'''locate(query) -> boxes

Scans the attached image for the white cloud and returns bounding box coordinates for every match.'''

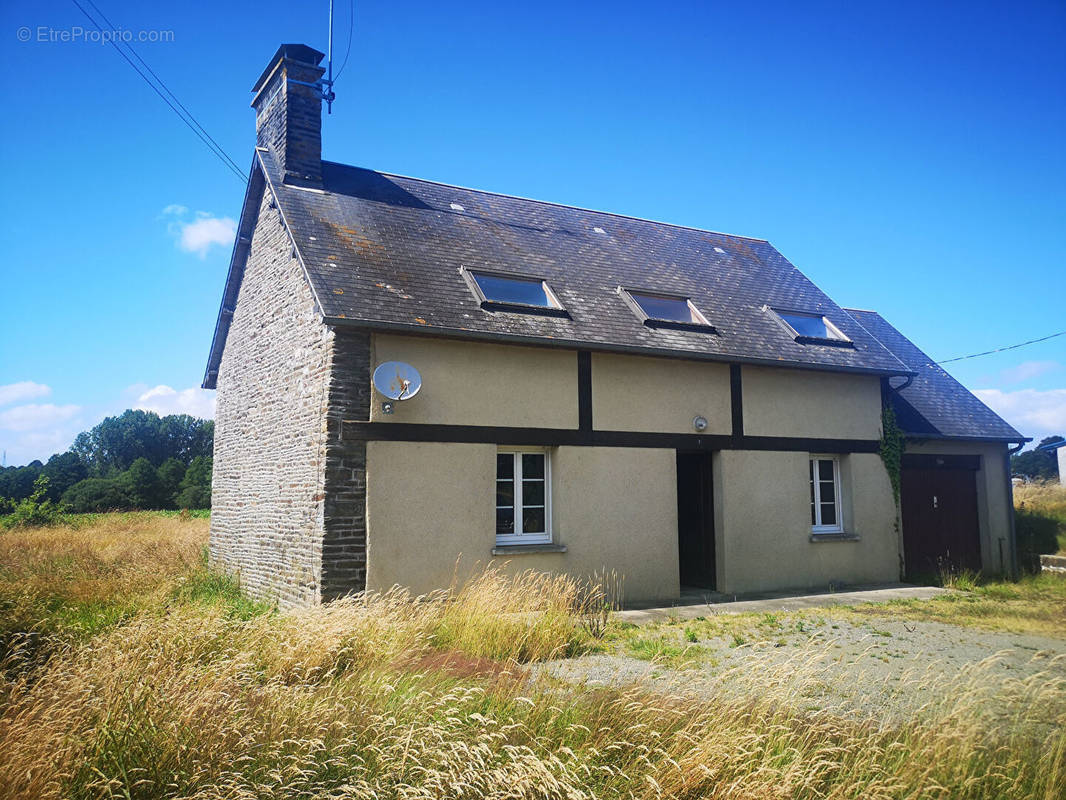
[0,393,82,465]
[0,403,81,433]
[133,385,215,419]
[1,430,77,466]
[993,360,1061,385]
[974,388,1066,442]
[162,206,237,258]
[179,216,237,257]
[0,381,51,407]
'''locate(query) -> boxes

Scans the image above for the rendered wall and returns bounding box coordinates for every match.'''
[365,442,680,603]
[713,450,899,593]
[904,439,1012,574]
[370,334,579,428]
[741,367,882,439]
[590,353,732,434]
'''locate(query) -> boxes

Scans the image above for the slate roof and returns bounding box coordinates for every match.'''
[846,309,1026,442]
[205,148,916,389]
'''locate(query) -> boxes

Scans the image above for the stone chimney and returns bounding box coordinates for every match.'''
[251,44,326,186]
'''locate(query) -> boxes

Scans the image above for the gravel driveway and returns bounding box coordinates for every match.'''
[538,617,1066,723]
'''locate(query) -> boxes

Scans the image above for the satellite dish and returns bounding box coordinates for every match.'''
[372,361,422,402]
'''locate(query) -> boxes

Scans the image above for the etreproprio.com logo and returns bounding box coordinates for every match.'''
[16,25,175,44]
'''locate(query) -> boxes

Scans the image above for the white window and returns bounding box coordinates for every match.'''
[496,450,551,545]
[809,456,843,533]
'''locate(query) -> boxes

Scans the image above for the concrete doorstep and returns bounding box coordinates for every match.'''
[616,583,951,625]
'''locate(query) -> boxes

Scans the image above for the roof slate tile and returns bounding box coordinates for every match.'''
[846,309,1025,441]
[260,150,910,375]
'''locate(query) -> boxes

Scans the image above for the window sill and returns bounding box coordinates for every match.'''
[810,532,861,543]
[492,543,568,556]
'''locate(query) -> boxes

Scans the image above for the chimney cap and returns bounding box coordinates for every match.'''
[252,44,326,93]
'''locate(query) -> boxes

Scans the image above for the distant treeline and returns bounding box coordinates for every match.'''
[1011,436,1063,482]
[0,410,213,512]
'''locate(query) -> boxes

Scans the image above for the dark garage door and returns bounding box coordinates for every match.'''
[901,455,981,578]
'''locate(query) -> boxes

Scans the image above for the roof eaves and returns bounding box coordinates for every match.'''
[202,155,266,390]
[906,432,1032,444]
[203,148,328,390]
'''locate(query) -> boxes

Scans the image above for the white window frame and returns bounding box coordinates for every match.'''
[495,448,552,545]
[810,455,843,534]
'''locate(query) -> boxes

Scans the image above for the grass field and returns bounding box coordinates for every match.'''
[1015,480,1066,554]
[1,515,1064,799]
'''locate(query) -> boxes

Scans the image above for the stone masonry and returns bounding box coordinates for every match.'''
[251,45,325,186]
[210,185,369,607]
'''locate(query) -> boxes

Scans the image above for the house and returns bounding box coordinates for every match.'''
[204,44,1028,607]
[1036,439,1066,486]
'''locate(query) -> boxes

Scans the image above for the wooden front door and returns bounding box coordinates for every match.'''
[901,460,981,578]
[676,452,716,589]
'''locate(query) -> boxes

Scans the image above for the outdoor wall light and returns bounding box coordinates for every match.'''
[693,415,708,432]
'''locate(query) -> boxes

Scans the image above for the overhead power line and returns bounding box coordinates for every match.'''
[332,0,355,83]
[69,0,247,184]
[937,329,1066,365]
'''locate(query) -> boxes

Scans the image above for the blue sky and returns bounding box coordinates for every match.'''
[0,0,1063,466]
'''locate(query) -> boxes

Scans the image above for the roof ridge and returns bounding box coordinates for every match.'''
[319,159,770,243]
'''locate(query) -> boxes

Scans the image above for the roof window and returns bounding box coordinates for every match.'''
[462,268,568,317]
[620,288,716,332]
[771,308,852,346]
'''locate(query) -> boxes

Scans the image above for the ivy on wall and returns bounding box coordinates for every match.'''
[879,405,905,503]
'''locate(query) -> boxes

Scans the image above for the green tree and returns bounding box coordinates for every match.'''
[71,410,214,475]
[61,478,135,513]
[157,458,187,506]
[41,451,88,501]
[123,458,166,509]
[0,462,43,502]
[175,455,212,509]
[1011,435,1063,481]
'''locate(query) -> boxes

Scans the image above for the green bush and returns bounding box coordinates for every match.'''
[1015,507,1062,573]
[175,455,211,509]
[1,476,67,529]
[61,478,135,513]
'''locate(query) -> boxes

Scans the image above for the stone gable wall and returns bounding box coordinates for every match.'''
[210,186,369,607]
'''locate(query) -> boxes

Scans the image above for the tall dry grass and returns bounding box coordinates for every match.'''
[1,566,1063,798]
[1016,481,1066,554]
[1015,480,1066,516]
[0,513,209,653]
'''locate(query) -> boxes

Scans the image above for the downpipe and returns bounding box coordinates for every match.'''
[1005,441,1026,579]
